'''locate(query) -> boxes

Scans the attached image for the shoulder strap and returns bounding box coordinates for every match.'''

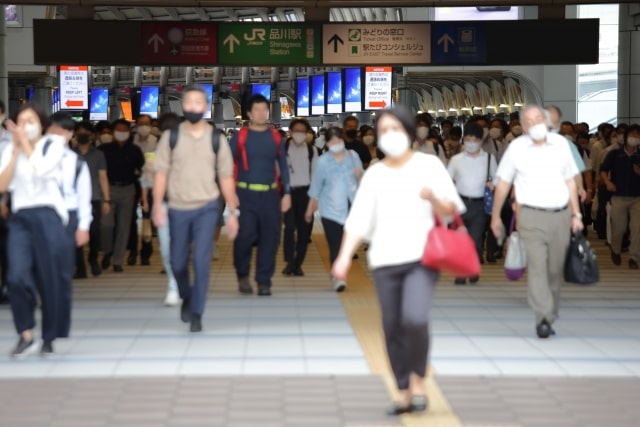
[43,138,53,156]
[270,129,282,157]
[433,141,439,155]
[486,153,492,181]
[307,143,314,176]
[169,127,178,151]
[74,157,86,190]
[236,127,250,172]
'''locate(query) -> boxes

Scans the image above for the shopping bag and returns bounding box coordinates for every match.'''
[504,214,527,281]
[564,232,600,285]
[422,213,481,277]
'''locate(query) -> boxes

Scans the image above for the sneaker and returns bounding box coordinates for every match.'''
[257,285,272,296]
[332,278,346,293]
[10,337,36,359]
[238,276,253,295]
[190,314,202,333]
[164,290,180,307]
[180,298,191,323]
[40,341,54,356]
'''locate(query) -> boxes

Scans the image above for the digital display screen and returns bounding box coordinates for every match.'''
[296,78,309,117]
[89,88,109,121]
[52,88,58,113]
[434,6,520,21]
[343,68,362,112]
[325,71,342,114]
[139,86,159,119]
[199,84,214,119]
[251,83,271,102]
[310,74,325,115]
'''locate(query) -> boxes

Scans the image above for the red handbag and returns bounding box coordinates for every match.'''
[421,213,481,277]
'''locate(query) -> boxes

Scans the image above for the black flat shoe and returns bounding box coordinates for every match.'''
[411,395,428,412]
[536,319,552,339]
[282,264,294,276]
[127,253,137,266]
[181,298,191,323]
[386,402,412,416]
[101,254,112,270]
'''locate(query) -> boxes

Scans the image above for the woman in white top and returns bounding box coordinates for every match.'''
[412,113,447,165]
[332,107,465,415]
[0,104,69,358]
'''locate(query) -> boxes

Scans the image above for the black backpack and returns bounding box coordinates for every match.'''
[43,139,86,190]
[170,126,221,161]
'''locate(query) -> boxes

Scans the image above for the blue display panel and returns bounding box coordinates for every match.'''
[90,87,109,121]
[139,86,159,119]
[343,68,362,113]
[325,71,342,114]
[251,83,271,102]
[310,74,325,115]
[199,84,214,119]
[296,78,309,117]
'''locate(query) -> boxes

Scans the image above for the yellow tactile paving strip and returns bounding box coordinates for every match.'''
[313,237,464,427]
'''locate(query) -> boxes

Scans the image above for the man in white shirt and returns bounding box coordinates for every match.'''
[47,112,92,339]
[282,119,318,276]
[491,105,583,339]
[448,122,497,285]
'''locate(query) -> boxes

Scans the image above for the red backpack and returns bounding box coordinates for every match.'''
[234,127,283,193]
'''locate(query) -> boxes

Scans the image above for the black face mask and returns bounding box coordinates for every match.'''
[345,129,358,139]
[76,134,91,144]
[183,111,204,124]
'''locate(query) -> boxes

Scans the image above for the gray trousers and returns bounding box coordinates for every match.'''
[518,206,571,325]
[610,196,640,261]
[101,184,135,266]
[372,262,438,390]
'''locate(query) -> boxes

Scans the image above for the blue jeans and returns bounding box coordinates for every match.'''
[157,203,177,293]
[168,200,218,316]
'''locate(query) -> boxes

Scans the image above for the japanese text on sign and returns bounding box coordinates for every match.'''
[364,66,392,110]
[59,65,88,110]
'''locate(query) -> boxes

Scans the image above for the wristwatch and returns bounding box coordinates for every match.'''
[572,212,583,219]
[229,208,240,217]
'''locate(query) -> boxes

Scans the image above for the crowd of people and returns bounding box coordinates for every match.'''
[0,91,638,415]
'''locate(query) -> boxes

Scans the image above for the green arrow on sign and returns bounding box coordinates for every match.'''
[224,33,240,54]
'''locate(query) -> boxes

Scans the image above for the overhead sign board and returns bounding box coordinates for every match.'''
[59,65,88,110]
[364,66,392,110]
[142,22,217,65]
[218,23,322,66]
[431,22,486,64]
[323,23,431,65]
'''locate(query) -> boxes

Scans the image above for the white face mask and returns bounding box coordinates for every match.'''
[291,132,306,145]
[114,131,130,142]
[511,125,523,136]
[416,126,429,140]
[329,142,345,153]
[25,123,42,141]
[464,141,481,153]
[362,135,375,146]
[527,123,548,141]
[379,131,410,158]
[100,134,113,144]
[489,128,502,140]
[627,137,640,147]
[137,125,151,137]
[315,135,326,149]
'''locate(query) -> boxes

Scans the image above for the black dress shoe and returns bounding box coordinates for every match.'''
[181,298,191,323]
[293,266,304,276]
[469,276,479,284]
[101,254,112,270]
[190,314,202,333]
[141,257,150,266]
[90,261,102,277]
[127,253,137,266]
[282,264,294,276]
[611,250,622,266]
[386,402,412,416]
[536,320,552,339]
[40,341,54,356]
[257,285,272,296]
[454,278,466,285]
[411,395,428,412]
[113,265,123,273]
[486,255,497,264]
[238,276,253,295]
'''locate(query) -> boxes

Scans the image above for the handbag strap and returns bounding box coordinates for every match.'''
[486,153,492,182]
[434,211,465,229]
[509,213,516,234]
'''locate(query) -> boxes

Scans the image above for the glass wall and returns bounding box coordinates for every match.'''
[577,4,619,129]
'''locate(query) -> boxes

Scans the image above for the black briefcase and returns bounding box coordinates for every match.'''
[564,232,600,285]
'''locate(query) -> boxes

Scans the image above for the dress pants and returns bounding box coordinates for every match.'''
[101,184,135,266]
[460,198,487,269]
[283,186,311,267]
[169,200,218,316]
[610,196,640,261]
[7,208,67,342]
[233,189,281,287]
[76,200,101,276]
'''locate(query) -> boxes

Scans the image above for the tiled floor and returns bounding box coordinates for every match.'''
[0,232,639,426]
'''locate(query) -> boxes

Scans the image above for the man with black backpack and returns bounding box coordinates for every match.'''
[282,118,317,277]
[152,86,239,333]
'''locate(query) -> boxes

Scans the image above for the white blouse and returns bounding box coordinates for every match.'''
[345,152,465,269]
[0,135,68,225]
